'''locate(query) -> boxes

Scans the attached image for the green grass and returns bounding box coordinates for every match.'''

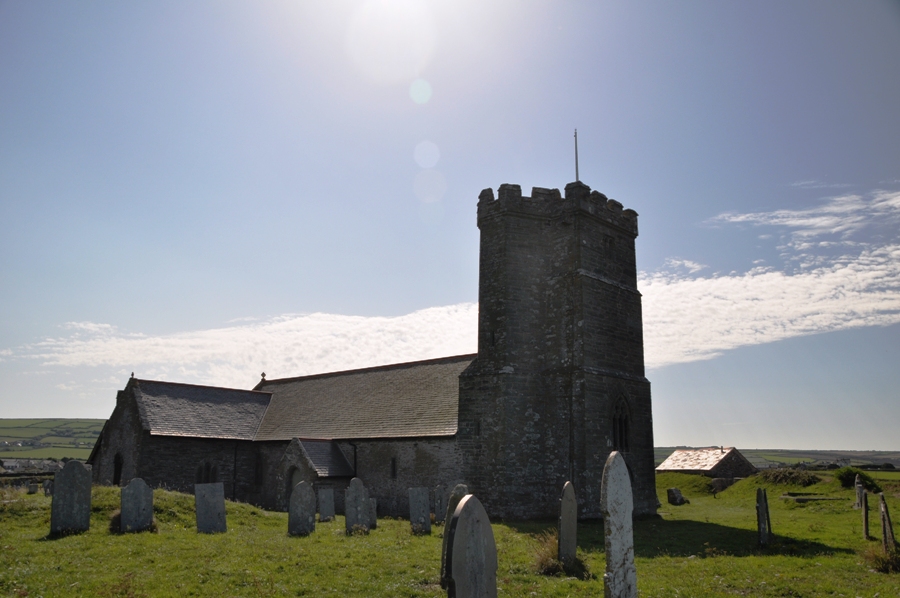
[1,472,899,596]
[0,447,94,460]
[0,419,104,462]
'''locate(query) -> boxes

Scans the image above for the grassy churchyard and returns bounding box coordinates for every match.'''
[1,470,898,597]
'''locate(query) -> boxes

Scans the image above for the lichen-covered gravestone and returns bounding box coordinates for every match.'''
[756,487,771,546]
[434,484,446,524]
[440,483,469,589]
[50,461,92,536]
[445,494,497,598]
[600,451,636,598]
[862,491,870,539]
[369,497,378,530]
[318,487,335,522]
[667,488,689,506]
[120,478,154,533]
[854,474,864,509]
[344,477,369,534]
[409,487,431,534]
[195,482,227,534]
[289,481,316,536]
[558,481,577,566]
[881,493,896,552]
[42,479,53,497]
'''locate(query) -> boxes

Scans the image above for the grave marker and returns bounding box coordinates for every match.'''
[369,497,378,530]
[854,474,864,509]
[345,477,369,534]
[558,481,577,566]
[862,490,869,539]
[409,487,431,534]
[434,484,447,524]
[42,480,53,496]
[445,494,497,598]
[318,487,335,522]
[120,478,154,533]
[440,483,469,589]
[50,461,92,536]
[756,487,772,546]
[881,493,896,553]
[289,481,316,536]
[195,482,227,534]
[600,451,636,598]
[667,488,689,506]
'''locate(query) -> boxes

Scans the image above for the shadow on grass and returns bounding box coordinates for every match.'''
[504,518,854,558]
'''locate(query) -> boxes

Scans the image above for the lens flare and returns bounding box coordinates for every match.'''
[409,78,433,104]
[414,140,440,168]
[413,169,447,203]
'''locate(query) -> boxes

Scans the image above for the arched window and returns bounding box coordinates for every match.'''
[113,453,123,486]
[613,401,629,452]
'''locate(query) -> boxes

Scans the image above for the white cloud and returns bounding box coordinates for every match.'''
[790,180,853,190]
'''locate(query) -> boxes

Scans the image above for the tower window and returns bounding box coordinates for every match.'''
[613,402,629,452]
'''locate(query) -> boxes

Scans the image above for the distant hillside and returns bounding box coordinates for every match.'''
[0,419,105,461]
[655,446,900,469]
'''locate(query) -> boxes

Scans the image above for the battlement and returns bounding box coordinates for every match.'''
[477,181,638,236]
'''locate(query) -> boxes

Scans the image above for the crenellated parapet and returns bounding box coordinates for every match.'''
[477,181,639,237]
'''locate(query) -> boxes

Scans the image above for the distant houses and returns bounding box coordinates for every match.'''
[656,447,758,479]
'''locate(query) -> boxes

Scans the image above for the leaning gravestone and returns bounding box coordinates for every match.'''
[195,482,227,534]
[120,478,154,533]
[558,481,577,566]
[318,487,335,522]
[881,493,896,552]
[369,497,378,530]
[854,475,864,509]
[440,483,470,589]
[434,484,447,524]
[756,487,772,546]
[289,481,316,536]
[600,451,636,598]
[344,477,369,534]
[409,487,431,534]
[667,488,689,506]
[50,461,92,536]
[445,494,497,598]
[862,491,869,539]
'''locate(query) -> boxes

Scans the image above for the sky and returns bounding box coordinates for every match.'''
[1,1,899,450]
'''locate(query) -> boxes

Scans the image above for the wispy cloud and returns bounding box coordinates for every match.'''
[790,180,853,190]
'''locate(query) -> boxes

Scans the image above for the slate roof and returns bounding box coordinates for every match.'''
[253,354,475,441]
[299,440,355,477]
[656,447,740,472]
[133,380,272,440]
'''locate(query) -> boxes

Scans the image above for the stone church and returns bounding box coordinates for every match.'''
[88,181,657,520]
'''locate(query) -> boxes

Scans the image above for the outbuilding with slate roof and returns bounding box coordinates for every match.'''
[656,447,758,479]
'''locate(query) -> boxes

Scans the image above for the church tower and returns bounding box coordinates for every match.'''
[458,181,656,519]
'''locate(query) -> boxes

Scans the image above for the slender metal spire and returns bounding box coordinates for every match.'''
[574,129,580,182]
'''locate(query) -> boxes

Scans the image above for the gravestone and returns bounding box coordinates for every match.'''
[409,487,431,534]
[344,477,369,534]
[756,487,772,546]
[195,482,226,534]
[558,481,577,566]
[862,491,869,539]
[445,494,497,598]
[881,493,896,552]
[600,451,637,598]
[440,483,470,589]
[50,461,92,535]
[854,475,864,509]
[42,480,53,496]
[667,488,689,506]
[120,478,154,533]
[434,484,447,524]
[289,481,316,536]
[27,483,38,494]
[318,487,335,522]
[369,498,378,530]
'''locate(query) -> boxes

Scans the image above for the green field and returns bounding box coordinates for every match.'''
[0,419,104,461]
[0,469,897,596]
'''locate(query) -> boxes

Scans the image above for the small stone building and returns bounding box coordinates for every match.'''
[89,180,658,520]
[656,447,758,479]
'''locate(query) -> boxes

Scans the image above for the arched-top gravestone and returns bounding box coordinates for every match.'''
[318,487,335,522]
[345,477,369,534]
[558,481,577,566]
[120,478,154,533]
[445,494,497,598]
[50,461,92,535]
[440,483,469,589]
[601,451,636,598]
[195,482,227,534]
[289,481,316,536]
[409,487,431,534]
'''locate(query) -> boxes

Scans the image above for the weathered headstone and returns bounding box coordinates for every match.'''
[881,493,896,552]
[409,487,431,534]
[558,481,577,566]
[120,478,154,533]
[27,483,38,494]
[854,475,864,509]
[369,497,378,530]
[862,490,869,539]
[445,494,497,598]
[288,481,316,536]
[600,451,636,598]
[42,479,53,496]
[756,487,772,546]
[434,484,447,524]
[344,477,369,534]
[318,487,335,522]
[195,482,226,534]
[667,488,689,506]
[50,461,92,536]
[440,483,469,589]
